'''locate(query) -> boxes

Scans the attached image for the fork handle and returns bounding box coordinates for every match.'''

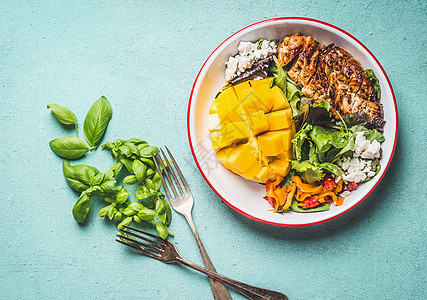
[185,214,233,300]
[176,255,288,300]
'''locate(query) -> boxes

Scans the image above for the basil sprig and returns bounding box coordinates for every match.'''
[83,96,112,148]
[62,138,172,239]
[48,98,171,239]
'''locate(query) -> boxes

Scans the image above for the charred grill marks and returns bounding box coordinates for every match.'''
[277,33,384,129]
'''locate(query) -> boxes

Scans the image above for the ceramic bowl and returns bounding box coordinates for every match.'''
[187,17,397,226]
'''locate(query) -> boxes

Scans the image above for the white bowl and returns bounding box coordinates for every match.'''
[187,17,398,226]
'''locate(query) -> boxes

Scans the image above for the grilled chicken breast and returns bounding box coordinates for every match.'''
[277,33,384,128]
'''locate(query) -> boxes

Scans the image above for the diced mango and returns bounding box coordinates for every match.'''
[210,87,233,114]
[266,108,292,130]
[207,113,221,132]
[241,162,263,180]
[270,86,290,111]
[247,110,268,136]
[208,77,295,183]
[233,81,251,98]
[277,147,293,161]
[210,131,224,151]
[249,78,273,89]
[253,166,270,182]
[221,121,250,147]
[279,129,293,150]
[269,159,291,177]
[258,131,287,157]
[250,85,274,112]
[224,144,256,173]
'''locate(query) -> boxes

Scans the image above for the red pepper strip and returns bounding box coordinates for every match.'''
[344,181,358,191]
[323,178,337,191]
[263,196,276,206]
[301,197,320,209]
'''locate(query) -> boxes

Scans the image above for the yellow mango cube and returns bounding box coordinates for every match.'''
[224,144,257,173]
[221,121,250,147]
[247,110,268,136]
[249,78,273,89]
[257,131,287,157]
[269,159,291,177]
[266,108,293,130]
[250,85,274,112]
[277,147,293,161]
[210,131,224,151]
[253,166,270,183]
[241,162,263,180]
[270,86,290,111]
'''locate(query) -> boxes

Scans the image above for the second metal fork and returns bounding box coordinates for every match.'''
[152,146,232,300]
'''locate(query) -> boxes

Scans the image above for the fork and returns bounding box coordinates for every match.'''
[117,225,289,300]
[151,146,232,300]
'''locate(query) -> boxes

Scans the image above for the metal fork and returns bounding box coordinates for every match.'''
[117,225,288,300]
[151,146,232,300]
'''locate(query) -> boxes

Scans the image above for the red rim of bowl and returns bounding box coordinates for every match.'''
[187,17,398,227]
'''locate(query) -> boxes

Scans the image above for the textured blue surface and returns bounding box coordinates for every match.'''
[0,1,426,299]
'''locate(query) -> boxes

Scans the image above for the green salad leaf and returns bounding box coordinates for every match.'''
[290,200,331,213]
[270,56,287,92]
[365,69,381,99]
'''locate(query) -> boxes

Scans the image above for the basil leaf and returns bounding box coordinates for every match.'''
[118,145,132,157]
[133,160,147,184]
[47,103,77,125]
[140,157,155,169]
[123,175,137,185]
[135,185,151,200]
[164,200,172,225]
[72,191,91,223]
[124,142,139,156]
[126,138,148,146]
[113,212,122,222]
[119,156,133,173]
[92,172,105,186]
[83,96,113,148]
[139,146,159,158]
[62,161,90,192]
[98,205,111,219]
[115,189,129,204]
[117,216,133,230]
[155,199,166,214]
[137,208,158,221]
[72,164,100,186]
[155,222,168,240]
[152,172,162,191]
[49,137,89,159]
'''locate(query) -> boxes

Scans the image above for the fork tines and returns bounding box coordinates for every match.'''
[116,225,163,259]
[152,146,191,199]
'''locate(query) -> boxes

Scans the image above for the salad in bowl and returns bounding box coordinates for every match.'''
[188,18,397,226]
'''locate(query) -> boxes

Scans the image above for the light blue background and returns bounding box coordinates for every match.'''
[1,1,426,299]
